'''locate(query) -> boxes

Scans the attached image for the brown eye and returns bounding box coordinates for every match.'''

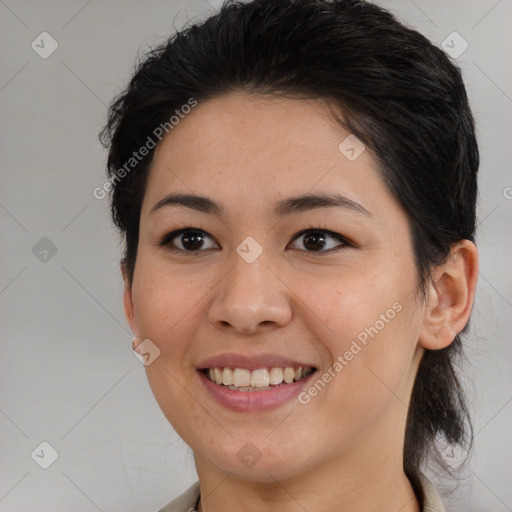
[159,229,219,252]
[289,229,350,253]
[158,227,350,254]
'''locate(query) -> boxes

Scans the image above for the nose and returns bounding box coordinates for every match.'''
[208,251,293,335]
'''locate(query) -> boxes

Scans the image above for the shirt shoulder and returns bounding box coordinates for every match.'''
[157,482,200,512]
[419,472,446,512]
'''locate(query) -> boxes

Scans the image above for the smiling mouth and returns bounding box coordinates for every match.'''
[201,366,316,391]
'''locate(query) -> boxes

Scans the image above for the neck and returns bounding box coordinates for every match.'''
[194,432,420,512]
[196,466,419,512]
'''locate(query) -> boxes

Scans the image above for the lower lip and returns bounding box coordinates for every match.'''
[198,370,317,412]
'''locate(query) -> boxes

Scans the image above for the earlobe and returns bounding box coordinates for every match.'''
[121,260,139,339]
[419,240,479,351]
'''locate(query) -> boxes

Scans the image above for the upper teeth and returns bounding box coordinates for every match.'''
[207,367,314,388]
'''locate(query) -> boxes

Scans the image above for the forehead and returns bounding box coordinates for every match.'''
[141,91,398,223]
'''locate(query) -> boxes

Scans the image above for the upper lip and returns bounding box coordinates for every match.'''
[197,353,317,371]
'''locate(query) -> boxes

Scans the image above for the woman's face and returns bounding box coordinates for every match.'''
[124,92,427,482]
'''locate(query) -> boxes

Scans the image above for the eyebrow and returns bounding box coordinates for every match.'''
[150,192,371,218]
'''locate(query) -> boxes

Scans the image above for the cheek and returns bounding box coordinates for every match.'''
[131,256,212,355]
[290,261,406,345]
[293,264,421,405]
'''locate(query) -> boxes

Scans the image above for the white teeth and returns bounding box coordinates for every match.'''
[269,367,284,385]
[222,368,234,386]
[206,366,314,388]
[283,367,295,384]
[251,368,270,387]
[233,368,251,387]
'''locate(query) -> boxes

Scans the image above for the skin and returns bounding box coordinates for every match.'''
[122,91,479,512]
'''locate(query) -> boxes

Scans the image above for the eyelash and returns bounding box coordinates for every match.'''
[156,225,353,255]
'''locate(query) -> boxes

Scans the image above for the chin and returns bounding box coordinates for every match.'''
[198,441,315,483]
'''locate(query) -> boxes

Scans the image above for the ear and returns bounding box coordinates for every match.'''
[419,240,479,350]
[121,260,140,348]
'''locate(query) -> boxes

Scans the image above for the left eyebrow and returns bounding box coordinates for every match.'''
[149,192,372,218]
[274,192,372,218]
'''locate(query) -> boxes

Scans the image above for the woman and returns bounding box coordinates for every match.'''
[100,0,479,510]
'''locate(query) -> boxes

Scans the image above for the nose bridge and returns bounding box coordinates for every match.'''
[208,246,292,333]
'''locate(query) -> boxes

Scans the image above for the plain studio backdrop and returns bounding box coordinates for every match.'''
[0,0,511,510]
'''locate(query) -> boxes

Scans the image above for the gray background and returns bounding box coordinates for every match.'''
[0,0,511,510]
